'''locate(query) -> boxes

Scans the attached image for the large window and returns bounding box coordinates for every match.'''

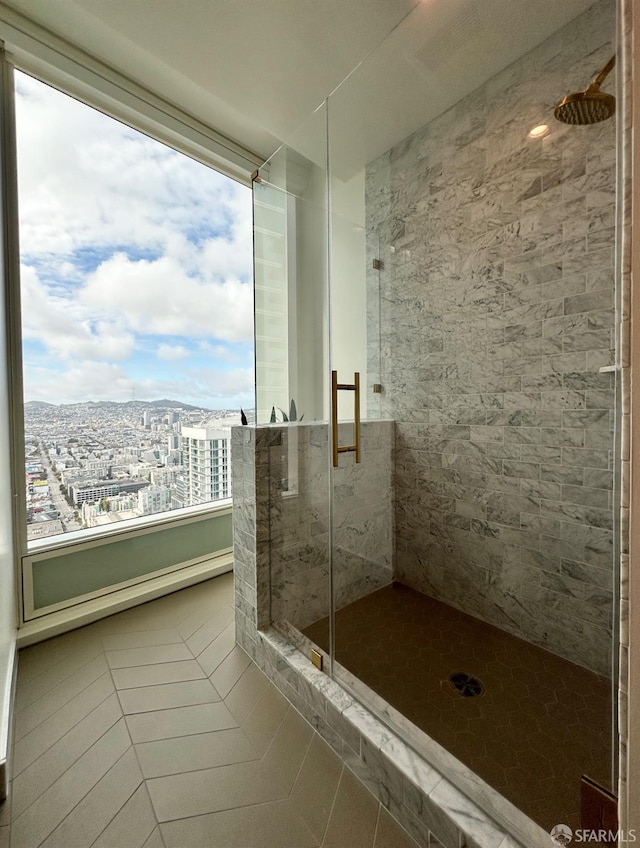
[15,72,253,543]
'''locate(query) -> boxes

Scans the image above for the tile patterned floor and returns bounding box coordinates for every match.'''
[304,582,612,832]
[0,574,422,848]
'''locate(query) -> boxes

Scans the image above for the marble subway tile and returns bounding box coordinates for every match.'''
[367,1,615,674]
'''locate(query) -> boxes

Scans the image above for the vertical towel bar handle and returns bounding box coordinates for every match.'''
[331,370,361,467]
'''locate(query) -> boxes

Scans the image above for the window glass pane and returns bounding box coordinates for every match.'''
[15,72,253,542]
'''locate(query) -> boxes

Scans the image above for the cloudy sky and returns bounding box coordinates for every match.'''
[15,71,254,408]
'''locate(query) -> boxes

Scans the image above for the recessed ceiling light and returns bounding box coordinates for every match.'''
[528,124,549,139]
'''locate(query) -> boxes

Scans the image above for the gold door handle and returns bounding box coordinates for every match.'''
[331,371,361,467]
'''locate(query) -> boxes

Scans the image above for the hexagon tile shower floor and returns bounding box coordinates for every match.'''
[304,582,611,831]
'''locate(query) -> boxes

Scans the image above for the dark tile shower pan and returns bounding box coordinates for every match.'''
[303,582,611,831]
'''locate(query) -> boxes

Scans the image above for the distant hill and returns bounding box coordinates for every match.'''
[84,399,206,411]
[23,401,56,410]
[143,399,197,409]
[25,399,212,412]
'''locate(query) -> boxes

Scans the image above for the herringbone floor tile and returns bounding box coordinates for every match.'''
[1,573,421,848]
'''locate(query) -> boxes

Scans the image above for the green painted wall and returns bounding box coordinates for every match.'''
[32,511,232,609]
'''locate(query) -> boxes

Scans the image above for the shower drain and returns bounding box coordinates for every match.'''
[447,671,485,698]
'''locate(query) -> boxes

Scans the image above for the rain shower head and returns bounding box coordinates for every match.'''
[554,55,616,125]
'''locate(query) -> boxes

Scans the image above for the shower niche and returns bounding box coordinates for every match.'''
[234,1,620,845]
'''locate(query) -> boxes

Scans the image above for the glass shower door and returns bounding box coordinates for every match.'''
[323,208,395,672]
[252,107,334,657]
[251,102,391,673]
[322,0,618,833]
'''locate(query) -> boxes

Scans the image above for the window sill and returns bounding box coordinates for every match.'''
[27,498,232,556]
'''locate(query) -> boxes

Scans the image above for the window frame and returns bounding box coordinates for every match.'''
[0,16,261,624]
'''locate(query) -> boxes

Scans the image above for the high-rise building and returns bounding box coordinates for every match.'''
[180,427,230,506]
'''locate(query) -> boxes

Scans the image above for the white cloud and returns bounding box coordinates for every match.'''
[23,360,254,407]
[128,366,254,409]
[187,366,255,398]
[81,253,253,342]
[15,73,252,264]
[197,341,244,363]
[23,361,134,404]
[157,343,190,361]
[21,264,135,361]
[14,72,254,404]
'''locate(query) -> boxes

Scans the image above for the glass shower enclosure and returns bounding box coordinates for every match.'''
[252,0,619,836]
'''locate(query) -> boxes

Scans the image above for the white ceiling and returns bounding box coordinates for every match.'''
[0,0,602,170]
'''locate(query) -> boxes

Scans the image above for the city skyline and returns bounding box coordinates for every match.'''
[15,71,255,410]
[25,399,238,539]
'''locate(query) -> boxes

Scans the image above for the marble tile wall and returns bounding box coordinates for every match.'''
[266,424,331,630]
[366,0,617,675]
[231,426,271,636]
[332,421,395,609]
[232,421,394,633]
